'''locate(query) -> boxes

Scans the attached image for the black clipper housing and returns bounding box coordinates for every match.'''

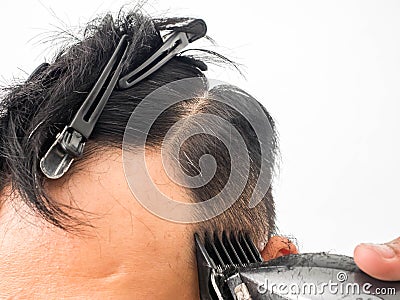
[195,232,400,300]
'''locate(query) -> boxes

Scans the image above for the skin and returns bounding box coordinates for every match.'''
[0,147,297,299]
[0,148,198,299]
[354,238,400,281]
[1,144,390,299]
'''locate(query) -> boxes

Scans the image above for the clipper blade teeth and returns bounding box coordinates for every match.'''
[197,231,262,269]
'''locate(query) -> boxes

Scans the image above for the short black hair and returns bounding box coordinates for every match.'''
[0,7,278,245]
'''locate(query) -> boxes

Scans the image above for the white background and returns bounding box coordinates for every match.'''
[1,1,399,256]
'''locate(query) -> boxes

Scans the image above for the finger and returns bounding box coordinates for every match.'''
[354,237,400,281]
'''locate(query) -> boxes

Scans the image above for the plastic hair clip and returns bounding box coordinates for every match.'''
[118,18,206,89]
[40,35,130,179]
[40,18,207,179]
[27,62,50,82]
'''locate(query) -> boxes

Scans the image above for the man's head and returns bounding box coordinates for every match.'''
[0,8,292,299]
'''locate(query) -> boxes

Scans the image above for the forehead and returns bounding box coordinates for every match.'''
[0,147,195,296]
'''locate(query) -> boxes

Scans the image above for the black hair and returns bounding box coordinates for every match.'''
[0,7,278,245]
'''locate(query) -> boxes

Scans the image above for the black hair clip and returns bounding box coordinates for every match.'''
[40,35,130,179]
[118,18,206,89]
[40,19,207,179]
[27,62,50,82]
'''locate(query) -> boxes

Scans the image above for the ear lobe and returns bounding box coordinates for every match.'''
[260,236,298,261]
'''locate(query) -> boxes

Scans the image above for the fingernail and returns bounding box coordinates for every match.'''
[363,243,396,259]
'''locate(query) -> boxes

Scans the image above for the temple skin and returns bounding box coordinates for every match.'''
[0,148,199,299]
[0,147,297,299]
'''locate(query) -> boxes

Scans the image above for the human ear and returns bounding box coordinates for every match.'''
[260,236,298,261]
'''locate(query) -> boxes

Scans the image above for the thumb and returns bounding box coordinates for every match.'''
[354,237,400,281]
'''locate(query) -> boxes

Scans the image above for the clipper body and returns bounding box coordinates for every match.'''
[195,232,400,300]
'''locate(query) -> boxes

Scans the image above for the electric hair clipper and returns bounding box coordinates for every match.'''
[195,232,400,299]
